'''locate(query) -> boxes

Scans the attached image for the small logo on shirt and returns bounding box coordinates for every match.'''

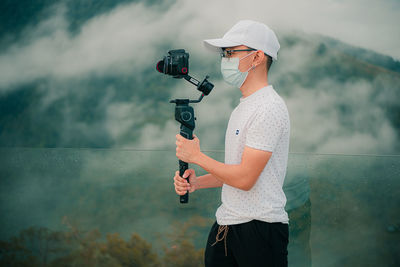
[235,129,240,135]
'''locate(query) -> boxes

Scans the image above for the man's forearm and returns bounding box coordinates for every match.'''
[176,135,271,191]
[194,152,249,191]
[196,173,223,190]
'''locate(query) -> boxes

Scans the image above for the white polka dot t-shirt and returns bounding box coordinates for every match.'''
[216,85,290,225]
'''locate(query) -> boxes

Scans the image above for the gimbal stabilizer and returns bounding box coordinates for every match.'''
[156,48,214,203]
[170,75,213,203]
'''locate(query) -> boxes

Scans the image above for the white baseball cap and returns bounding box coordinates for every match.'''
[203,20,280,61]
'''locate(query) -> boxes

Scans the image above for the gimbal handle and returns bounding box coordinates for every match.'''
[179,126,193,204]
[170,100,195,204]
[170,74,213,204]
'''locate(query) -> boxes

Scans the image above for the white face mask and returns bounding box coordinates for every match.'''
[220,51,255,88]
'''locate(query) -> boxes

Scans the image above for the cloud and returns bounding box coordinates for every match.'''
[0,1,196,90]
[1,0,399,90]
[286,79,398,154]
[0,0,398,155]
[202,0,400,60]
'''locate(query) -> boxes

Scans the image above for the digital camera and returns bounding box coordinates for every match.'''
[156,49,189,78]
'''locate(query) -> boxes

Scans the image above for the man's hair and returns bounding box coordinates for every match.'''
[246,47,273,73]
[265,54,273,73]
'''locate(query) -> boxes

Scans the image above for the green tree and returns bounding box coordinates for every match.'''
[101,232,160,267]
[0,226,67,267]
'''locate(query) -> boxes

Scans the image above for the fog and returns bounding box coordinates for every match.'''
[0,0,399,155]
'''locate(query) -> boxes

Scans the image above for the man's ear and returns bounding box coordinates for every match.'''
[254,50,265,67]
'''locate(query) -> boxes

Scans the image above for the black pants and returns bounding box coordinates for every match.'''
[204,220,289,267]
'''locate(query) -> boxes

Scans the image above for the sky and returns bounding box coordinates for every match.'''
[0,0,399,154]
[1,0,399,89]
[227,0,400,59]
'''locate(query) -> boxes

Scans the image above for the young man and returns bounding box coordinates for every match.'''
[173,20,290,266]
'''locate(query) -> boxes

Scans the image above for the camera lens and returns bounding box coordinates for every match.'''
[156,60,165,73]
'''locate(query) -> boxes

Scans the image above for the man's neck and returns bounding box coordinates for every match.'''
[240,75,269,98]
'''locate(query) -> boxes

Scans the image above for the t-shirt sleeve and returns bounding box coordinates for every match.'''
[245,102,285,152]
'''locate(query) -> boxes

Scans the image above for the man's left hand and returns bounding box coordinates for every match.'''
[175,134,201,164]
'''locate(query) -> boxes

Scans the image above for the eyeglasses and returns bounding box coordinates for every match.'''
[220,48,257,58]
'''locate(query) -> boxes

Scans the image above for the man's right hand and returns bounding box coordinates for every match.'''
[173,169,197,195]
